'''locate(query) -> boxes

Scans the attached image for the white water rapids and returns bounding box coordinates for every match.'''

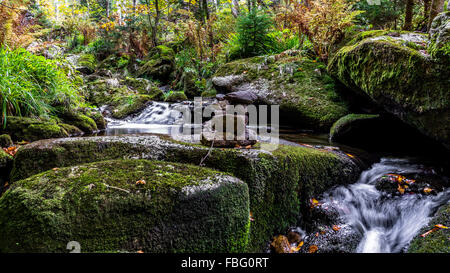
[321,158,449,253]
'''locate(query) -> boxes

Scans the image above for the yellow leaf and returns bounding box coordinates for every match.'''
[423,187,432,194]
[308,245,318,253]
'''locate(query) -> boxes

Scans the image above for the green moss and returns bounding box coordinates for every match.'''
[0,134,13,147]
[0,116,68,142]
[136,46,175,81]
[0,149,13,167]
[328,32,450,148]
[214,53,349,130]
[111,95,151,119]
[408,203,450,253]
[60,112,97,133]
[58,123,83,136]
[10,135,360,252]
[330,114,380,138]
[0,159,250,253]
[164,91,187,102]
[78,53,97,73]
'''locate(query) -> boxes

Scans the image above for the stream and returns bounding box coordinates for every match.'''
[99,101,449,253]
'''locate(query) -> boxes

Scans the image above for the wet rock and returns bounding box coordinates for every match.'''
[0,134,13,148]
[136,45,175,82]
[10,135,361,251]
[85,76,163,119]
[224,91,260,105]
[428,11,450,60]
[212,51,349,131]
[164,91,188,102]
[375,173,448,196]
[328,30,450,149]
[0,159,250,253]
[0,116,68,142]
[66,53,97,75]
[408,203,450,253]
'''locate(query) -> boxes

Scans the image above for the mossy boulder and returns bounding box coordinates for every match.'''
[82,109,107,130]
[59,111,98,133]
[85,77,163,119]
[111,94,152,119]
[164,91,188,102]
[137,45,175,82]
[0,159,250,253]
[328,31,450,149]
[10,135,361,251]
[0,149,13,169]
[182,70,202,98]
[428,11,450,61]
[66,53,97,75]
[212,51,350,131]
[0,116,69,142]
[0,134,13,147]
[408,203,450,253]
[57,123,84,136]
[330,114,380,140]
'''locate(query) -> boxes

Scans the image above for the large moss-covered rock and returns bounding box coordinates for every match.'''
[59,111,98,133]
[86,77,163,118]
[66,53,97,75]
[136,45,175,82]
[0,116,69,142]
[328,31,450,149]
[10,135,361,251]
[0,134,13,147]
[428,11,450,60]
[212,51,350,131]
[164,91,188,102]
[0,159,250,253]
[408,203,449,253]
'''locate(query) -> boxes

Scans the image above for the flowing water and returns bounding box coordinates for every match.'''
[103,102,184,136]
[100,102,449,253]
[321,158,449,253]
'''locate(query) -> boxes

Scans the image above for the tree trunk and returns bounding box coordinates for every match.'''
[402,0,414,30]
[231,0,240,18]
[427,0,445,30]
[423,0,431,18]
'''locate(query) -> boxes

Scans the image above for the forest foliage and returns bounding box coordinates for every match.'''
[0,0,447,123]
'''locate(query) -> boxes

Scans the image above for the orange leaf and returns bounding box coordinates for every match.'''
[290,241,304,252]
[136,180,146,185]
[397,185,405,194]
[435,224,448,229]
[332,225,341,231]
[308,245,318,253]
[423,187,432,194]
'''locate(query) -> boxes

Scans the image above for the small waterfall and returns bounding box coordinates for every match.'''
[104,102,184,135]
[322,158,449,253]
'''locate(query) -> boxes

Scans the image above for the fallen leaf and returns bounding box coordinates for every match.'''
[244,145,252,149]
[423,187,433,194]
[308,245,318,253]
[397,185,405,195]
[332,225,341,231]
[310,198,320,208]
[435,224,448,229]
[249,211,255,222]
[420,227,439,237]
[52,168,59,171]
[137,250,144,253]
[290,241,304,252]
[345,153,355,158]
[270,235,291,253]
[136,180,146,185]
